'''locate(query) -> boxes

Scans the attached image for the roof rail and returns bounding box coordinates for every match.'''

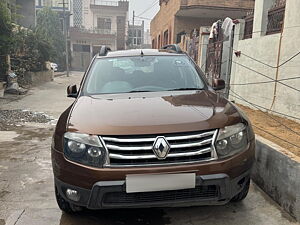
[99,46,111,56]
[161,44,183,54]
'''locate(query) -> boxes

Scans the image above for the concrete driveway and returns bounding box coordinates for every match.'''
[0,72,298,225]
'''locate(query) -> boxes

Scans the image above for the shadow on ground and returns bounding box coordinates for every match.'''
[59,208,171,225]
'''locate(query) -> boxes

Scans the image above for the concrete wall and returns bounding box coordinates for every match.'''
[230,0,300,120]
[252,136,300,221]
[0,82,5,98]
[24,70,54,86]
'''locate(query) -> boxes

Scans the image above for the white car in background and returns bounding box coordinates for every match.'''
[50,63,58,72]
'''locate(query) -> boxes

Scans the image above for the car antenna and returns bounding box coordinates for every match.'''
[140,50,144,57]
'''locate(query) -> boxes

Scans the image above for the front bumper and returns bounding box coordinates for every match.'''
[55,170,251,209]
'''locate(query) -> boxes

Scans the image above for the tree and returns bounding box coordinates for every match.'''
[35,7,65,68]
[0,1,14,77]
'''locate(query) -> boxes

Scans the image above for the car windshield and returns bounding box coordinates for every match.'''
[83,55,206,95]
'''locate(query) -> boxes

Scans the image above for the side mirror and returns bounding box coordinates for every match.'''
[212,79,225,91]
[67,85,78,98]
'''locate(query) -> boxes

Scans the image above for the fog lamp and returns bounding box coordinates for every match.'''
[66,189,80,202]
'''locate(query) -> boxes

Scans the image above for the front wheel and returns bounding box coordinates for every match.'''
[55,187,83,214]
[231,179,250,202]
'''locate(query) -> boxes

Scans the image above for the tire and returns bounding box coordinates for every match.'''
[231,179,250,202]
[55,187,83,214]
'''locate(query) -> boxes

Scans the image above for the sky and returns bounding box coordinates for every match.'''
[128,0,160,30]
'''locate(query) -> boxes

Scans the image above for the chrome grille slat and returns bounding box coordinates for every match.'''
[109,147,212,160]
[106,144,152,151]
[106,138,213,151]
[102,129,218,167]
[103,137,156,143]
[170,138,213,149]
[102,131,215,143]
[166,131,215,141]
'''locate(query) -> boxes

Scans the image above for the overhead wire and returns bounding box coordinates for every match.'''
[136,0,159,17]
[233,48,300,69]
[230,94,300,121]
[252,124,300,149]
[229,90,300,136]
[232,61,300,93]
[135,16,152,21]
[230,76,300,86]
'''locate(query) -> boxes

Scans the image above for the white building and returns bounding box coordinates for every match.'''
[69,0,129,70]
[127,21,144,49]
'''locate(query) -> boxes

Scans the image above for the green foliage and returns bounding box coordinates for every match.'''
[0,1,13,77]
[0,5,65,83]
[10,27,52,83]
[36,7,66,68]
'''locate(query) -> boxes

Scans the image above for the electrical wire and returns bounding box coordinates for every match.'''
[230,93,300,121]
[230,76,300,86]
[229,90,300,136]
[135,16,152,21]
[232,61,300,93]
[136,0,159,17]
[252,124,300,149]
[233,48,300,69]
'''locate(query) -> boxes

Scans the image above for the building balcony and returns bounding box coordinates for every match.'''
[70,27,117,35]
[177,0,254,19]
[90,0,129,10]
[180,0,254,9]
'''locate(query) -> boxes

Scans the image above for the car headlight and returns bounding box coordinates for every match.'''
[215,123,249,158]
[64,132,106,168]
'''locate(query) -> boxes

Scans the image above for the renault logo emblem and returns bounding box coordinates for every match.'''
[153,137,170,160]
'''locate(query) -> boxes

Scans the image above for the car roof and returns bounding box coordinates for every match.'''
[96,49,185,58]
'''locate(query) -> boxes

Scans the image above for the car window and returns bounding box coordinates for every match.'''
[84,56,205,95]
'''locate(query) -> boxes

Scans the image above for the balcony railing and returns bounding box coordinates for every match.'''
[266,5,285,35]
[70,27,116,35]
[243,11,254,39]
[273,0,286,7]
[90,0,119,6]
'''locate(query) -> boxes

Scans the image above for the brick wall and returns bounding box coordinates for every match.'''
[150,0,181,48]
[174,16,217,42]
[151,0,255,48]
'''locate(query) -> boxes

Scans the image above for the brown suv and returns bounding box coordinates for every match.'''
[51,47,255,213]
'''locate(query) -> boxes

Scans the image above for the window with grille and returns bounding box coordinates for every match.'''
[73,0,83,27]
[97,18,111,30]
[73,44,90,53]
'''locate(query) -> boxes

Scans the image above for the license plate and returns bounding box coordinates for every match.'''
[126,173,196,193]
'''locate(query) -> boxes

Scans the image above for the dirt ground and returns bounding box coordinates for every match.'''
[238,104,300,157]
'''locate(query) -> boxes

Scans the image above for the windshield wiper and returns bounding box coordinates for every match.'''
[167,88,204,91]
[128,90,153,93]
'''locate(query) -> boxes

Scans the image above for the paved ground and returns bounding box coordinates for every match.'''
[0,72,298,225]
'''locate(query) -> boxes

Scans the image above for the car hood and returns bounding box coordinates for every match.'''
[67,91,242,135]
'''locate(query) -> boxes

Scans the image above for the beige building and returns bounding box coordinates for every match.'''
[150,0,254,49]
[70,0,129,71]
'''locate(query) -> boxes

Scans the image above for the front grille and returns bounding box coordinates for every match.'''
[102,130,218,167]
[103,185,219,204]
